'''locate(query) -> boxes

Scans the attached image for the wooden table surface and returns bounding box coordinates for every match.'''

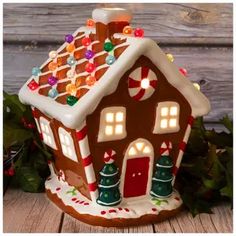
[3,3,233,233]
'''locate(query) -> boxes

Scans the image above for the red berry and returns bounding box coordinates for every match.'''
[82,37,91,47]
[27,123,36,129]
[8,168,15,176]
[134,28,144,38]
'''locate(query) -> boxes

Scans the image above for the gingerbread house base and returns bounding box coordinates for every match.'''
[45,169,183,227]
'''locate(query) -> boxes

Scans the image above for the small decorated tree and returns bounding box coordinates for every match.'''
[97,149,121,206]
[151,141,173,198]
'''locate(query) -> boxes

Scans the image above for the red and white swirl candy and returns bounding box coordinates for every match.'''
[128,67,157,101]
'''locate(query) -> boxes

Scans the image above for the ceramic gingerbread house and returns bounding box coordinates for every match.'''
[19,8,210,226]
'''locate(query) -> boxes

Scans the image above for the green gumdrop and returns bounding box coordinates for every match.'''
[104,42,114,52]
[67,95,78,106]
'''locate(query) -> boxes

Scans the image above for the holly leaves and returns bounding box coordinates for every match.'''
[3,92,51,192]
[178,116,233,216]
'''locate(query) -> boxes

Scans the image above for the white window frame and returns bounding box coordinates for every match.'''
[58,127,78,162]
[153,101,180,134]
[39,117,57,149]
[98,106,127,142]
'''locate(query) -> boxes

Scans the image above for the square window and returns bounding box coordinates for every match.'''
[115,124,123,134]
[160,119,168,129]
[105,125,113,135]
[116,112,124,122]
[161,107,169,117]
[169,118,177,127]
[106,113,114,122]
[170,106,178,116]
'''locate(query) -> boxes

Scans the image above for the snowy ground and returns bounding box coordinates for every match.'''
[45,172,182,219]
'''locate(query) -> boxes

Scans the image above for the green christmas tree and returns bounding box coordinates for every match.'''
[150,142,173,198]
[96,149,121,206]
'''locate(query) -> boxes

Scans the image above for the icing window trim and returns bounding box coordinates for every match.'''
[58,127,78,162]
[98,106,127,142]
[153,102,180,134]
[39,117,57,149]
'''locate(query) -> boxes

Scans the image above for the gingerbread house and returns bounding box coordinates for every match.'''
[19,8,210,226]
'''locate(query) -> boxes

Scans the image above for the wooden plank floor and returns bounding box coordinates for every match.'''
[3,3,233,233]
[3,187,232,233]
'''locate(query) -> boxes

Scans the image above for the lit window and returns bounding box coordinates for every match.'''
[98,107,127,142]
[58,127,78,162]
[127,138,153,157]
[153,102,180,134]
[39,117,57,149]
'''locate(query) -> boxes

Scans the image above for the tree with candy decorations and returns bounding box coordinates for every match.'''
[97,149,121,206]
[151,141,173,198]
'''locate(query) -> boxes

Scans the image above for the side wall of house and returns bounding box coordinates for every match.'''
[86,55,192,182]
[32,108,91,199]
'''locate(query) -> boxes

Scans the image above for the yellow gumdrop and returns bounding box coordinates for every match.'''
[166,53,174,62]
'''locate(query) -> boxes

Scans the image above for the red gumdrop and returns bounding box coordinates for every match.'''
[134,28,144,38]
[82,37,91,47]
[85,62,96,73]
[179,68,187,77]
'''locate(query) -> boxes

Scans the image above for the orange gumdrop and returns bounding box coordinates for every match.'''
[123,26,132,35]
[86,76,96,86]
[66,44,75,53]
[66,83,77,94]
[48,61,58,71]
[86,19,95,27]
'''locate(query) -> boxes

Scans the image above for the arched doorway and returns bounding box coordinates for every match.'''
[120,138,154,198]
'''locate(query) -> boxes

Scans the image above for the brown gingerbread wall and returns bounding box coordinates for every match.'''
[33,108,91,199]
[86,55,192,181]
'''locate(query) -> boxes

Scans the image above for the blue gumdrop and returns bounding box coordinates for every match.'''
[48,88,58,98]
[67,56,76,66]
[105,55,116,65]
[32,67,41,76]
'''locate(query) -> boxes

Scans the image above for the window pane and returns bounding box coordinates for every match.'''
[128,147,137,156]
[161,107,169,117]
[136,142,144,151]
[170,106,178,116]
[106,113,114,122]
[169,118,177,127]
[116,112,124,122]
[59,133,65,144]
[105,125,113,135]
[43,133,47,143]
[65,135,70,145]
[67,147,72,157]
[160,119,168,129]
[45,125,49,134]
[115,124,123,134]
[47,136,52,145]
[62,144,67,155]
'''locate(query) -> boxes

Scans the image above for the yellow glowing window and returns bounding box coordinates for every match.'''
[98,107,127,142]
[153,102,180,134]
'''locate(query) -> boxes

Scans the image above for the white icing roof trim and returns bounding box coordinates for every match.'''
[19,27,210,129]
[92,8,132,24]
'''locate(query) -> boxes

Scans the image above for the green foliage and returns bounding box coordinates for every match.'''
[3,92,51,192]
[178,115,233,216]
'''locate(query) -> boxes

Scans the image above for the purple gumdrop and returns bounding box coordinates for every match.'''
[48,76,58,86]
[85,50,95,60]
[65,34,74,43]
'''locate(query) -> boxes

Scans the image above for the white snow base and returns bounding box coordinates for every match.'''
[45,172,182,220]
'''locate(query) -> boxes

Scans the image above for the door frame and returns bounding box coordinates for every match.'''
[120,138,154,199]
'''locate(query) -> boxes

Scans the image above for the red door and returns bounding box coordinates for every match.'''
[123,157,150,198]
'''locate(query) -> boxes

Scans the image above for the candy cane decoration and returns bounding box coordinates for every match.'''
[76,122,98,202]
[172,115,195,184]
[160,141,172,156]
[128,67,157,101]
[104,149,117,164]
[58,169,66,182]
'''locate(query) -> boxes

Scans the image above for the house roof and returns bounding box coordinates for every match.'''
[19,26,210,129]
